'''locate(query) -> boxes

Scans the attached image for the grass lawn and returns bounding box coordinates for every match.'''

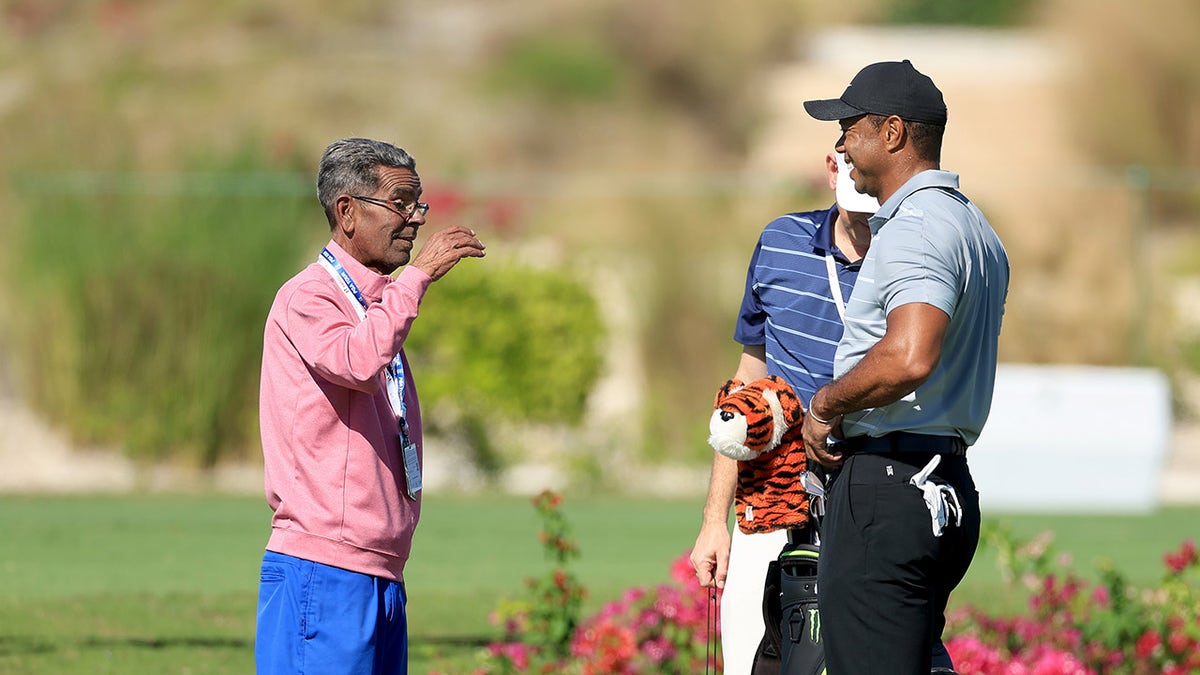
[0,494,1195,673]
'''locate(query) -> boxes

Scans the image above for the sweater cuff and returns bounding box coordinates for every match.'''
[396,264,433,298]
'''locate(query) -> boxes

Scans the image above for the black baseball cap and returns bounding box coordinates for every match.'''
[803,60,947,125]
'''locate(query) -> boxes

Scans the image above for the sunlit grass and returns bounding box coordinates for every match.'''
[0,494,1195,673]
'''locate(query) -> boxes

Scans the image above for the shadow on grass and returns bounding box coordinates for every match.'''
[0,633,487,657]
[418,636,490,647]
[0,634,253,657]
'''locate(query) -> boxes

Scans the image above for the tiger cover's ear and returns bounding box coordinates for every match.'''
[714,378,746,407]
[763,376,803,429]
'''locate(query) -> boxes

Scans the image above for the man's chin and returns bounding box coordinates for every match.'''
[391,253,412,273]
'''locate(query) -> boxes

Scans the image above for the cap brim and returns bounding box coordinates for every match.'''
[803,98,864,121]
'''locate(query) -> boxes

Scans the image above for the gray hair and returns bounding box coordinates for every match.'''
[317,138,417,227]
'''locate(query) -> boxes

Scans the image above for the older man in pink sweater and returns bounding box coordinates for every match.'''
[255,138,485,674]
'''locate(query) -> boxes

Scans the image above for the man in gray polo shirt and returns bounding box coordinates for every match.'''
[799,60,1010,674]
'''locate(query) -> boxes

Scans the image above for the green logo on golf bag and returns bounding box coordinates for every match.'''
[809,607,821,643]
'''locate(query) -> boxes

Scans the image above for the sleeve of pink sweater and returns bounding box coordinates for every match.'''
[285,266,432,391]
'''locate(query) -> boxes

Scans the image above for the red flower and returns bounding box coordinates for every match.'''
[422,184,468,220]
[532,489,563,510]
[1167,629,1192,655]
[1180,539,1197,563]
[1135,629,1162,658]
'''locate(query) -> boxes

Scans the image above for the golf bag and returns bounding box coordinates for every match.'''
[750,537,825,675]
[751,465,829,675]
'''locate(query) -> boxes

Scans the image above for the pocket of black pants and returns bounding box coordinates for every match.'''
[846,483,877,534]
[865,483,938,565]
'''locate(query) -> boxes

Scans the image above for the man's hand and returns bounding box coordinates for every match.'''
[690,521,731,589]
[410,226,485,280]
[802,391,845,469]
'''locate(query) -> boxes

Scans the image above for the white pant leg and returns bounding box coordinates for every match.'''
[720,528,789,675]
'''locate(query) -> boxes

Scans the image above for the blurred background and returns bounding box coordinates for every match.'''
[2,0,1199,503]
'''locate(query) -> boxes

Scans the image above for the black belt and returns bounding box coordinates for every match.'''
[842,431,967,457]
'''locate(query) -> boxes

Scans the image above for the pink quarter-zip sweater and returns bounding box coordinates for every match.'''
[259,239,432,582]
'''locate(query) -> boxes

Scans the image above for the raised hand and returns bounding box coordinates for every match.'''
[410,226,486,280]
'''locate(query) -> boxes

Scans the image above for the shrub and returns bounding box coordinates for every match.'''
[474,491,721,674]
[474,498,1200,673]
[483,35,622,104]
[568,553,720,674]
[947,527,1200,674]
[406,262,604,427]
[883,0,1035,26]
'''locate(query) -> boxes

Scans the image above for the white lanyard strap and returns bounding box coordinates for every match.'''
[825,253,845,321]
[318,248,421,499]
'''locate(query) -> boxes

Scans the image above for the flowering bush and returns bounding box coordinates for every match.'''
[475,491,720,674]
[479,490,587,674]
[946,525,1200,674]
[474,497,1199,674]
[568,553,721,674]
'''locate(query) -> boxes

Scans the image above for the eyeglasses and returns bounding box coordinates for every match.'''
[350,195,430,218]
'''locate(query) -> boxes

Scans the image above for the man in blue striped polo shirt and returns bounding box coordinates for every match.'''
[691,151,872,674]
[801,60,1010,674]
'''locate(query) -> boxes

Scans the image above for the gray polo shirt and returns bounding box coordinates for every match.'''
[834,170,1009,445]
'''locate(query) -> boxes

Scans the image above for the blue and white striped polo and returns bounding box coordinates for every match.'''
[735,206,862,405]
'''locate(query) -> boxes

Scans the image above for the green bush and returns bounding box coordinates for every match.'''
[406,261,605,426]
[883,0,1034,26]
[484,35,622,104]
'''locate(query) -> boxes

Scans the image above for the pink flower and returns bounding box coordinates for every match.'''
[486,641,534,671]
[945,635,1006,674]
[640,637,677,663]
[621,587,647,605]
[669,552,695,586]
[1027,648,1095,675]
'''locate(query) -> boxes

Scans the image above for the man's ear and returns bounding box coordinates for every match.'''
[882,115,907,152]
[825,153,838,192]
[333,195,355,236]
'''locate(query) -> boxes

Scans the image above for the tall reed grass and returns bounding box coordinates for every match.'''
[5,151,322,465]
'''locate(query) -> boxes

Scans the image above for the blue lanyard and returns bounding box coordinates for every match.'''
[319,248,411,443]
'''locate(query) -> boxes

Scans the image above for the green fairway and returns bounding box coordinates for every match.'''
[0,494,1195,673]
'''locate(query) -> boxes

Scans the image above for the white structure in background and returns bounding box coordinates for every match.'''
[970,364,1171,513]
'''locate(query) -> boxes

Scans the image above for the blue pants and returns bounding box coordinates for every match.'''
[255,551,408,675]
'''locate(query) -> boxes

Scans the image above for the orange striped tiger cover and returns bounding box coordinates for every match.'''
[711,377,812,534]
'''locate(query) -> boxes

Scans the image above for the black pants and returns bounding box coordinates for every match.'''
[817,451,980,674]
